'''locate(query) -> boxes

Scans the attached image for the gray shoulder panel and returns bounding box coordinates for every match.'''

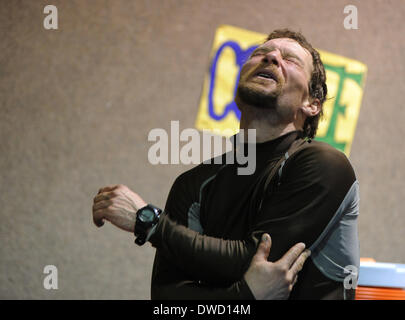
[310,180,360,282]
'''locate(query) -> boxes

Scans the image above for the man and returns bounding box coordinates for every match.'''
[93,29,359,299]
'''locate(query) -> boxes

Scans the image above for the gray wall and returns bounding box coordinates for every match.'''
[1,0,404,299]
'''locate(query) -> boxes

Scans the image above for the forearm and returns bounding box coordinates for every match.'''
[151,279,255,300]
[149,213,260,284]
[151,248,255,300]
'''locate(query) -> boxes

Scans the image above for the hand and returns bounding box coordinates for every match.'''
[244,233,311,300]
[92,184,147,232]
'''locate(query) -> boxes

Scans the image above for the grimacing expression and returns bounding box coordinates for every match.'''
[236,38,315,120]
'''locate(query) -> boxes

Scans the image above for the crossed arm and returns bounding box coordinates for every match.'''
[92,183,309,299]
[146,146,353,299]
[92,147,352,299]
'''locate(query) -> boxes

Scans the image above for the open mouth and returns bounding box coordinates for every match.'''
[254,69,278,82]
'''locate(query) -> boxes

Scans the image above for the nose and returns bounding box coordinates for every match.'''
[263,50,281,67]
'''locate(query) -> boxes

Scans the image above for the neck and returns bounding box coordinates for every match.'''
[239,104,301,143]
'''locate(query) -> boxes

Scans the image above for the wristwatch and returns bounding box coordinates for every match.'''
[134,204,162,246]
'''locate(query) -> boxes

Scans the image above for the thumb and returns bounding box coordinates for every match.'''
[252,233,272,263]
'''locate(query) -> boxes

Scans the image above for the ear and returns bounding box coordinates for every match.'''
[301,98,321,118]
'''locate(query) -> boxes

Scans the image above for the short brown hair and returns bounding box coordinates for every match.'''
[266,29,327,139]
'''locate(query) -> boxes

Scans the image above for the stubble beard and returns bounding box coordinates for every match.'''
[236,81,282,110]
[236,79,296,127]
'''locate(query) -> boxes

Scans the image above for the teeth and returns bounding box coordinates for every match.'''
[258,73,273,79]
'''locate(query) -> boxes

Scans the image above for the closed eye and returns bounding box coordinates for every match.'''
[250,50,265,58]
[284,55,302,67]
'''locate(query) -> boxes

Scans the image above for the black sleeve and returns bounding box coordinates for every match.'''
[150,144,357,286]
[150,171,255,299]
[151,249,255,300]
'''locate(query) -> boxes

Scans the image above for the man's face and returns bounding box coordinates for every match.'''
[236,38,314,120]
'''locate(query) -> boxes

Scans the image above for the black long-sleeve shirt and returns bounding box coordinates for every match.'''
[149,131,360,299]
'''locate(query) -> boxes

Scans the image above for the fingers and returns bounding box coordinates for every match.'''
[92,199,112,211]
[93,185,121,228]
[251,233,272,263]
[98,185,120,194]
[293,275,298,286]
[287,250,310,291]
[278,242,306,270]
[93,191,116,203]
[289,275,298,292]
[288,249,311,279]
[93,209,105,227]
[92,190,115,228]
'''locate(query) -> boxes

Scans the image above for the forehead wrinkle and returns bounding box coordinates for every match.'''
[267,38,314,78]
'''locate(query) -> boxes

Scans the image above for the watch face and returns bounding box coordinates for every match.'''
[139,208,155,223]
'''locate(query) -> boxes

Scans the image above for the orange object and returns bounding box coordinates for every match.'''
[356,286,405,300]
[355,257,405,300]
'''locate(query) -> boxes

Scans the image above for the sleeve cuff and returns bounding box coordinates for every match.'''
[238,277,256,300]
